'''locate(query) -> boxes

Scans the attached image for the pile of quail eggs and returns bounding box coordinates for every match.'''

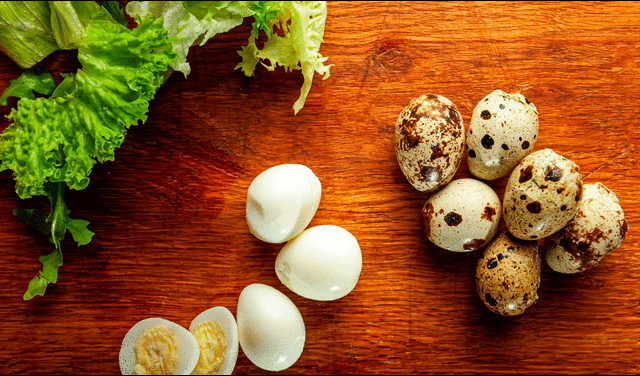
[119,164,363,374]
[395,90,628,317]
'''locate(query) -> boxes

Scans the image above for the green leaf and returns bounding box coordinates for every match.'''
[0,66,55,106]
[24,275,50,300]
[39,248,63,283]
[67,218,94,246]
[100,1,128,27]
[23,248,63,300]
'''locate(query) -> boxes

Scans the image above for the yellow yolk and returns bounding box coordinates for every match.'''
[134,325,179,375]
[192,321,227,375]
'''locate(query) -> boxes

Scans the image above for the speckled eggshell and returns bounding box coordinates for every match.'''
[395,94,465,192]
[476,230,541,316]
[503,148,583,240]
[421,178,501,252]
[466,90,539,180]
[545,183,628,274]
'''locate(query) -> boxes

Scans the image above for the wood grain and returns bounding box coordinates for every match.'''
[0,1,639,374]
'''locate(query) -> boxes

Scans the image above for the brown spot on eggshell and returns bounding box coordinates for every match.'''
[464,238,486,250]
[481,110,491,120]
[468,149,476,158]
[482,206,497,221]
[444,212,462,226]
[519,165,533,183]
[545,166,563,182]
[526,201,542,214]
[481,134,494,149]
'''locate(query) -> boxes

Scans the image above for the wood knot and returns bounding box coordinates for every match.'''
[364,38,413,80]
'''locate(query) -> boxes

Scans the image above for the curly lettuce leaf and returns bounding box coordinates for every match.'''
[0,66,55,106]
[0,12,177,199]
[236,1,333,114]
[125,1,253,78]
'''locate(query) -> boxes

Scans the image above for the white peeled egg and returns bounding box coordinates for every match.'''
[246,164,322,244]
[188,306,239,375]
[119,317,200,375]
[237,283,306,372]
[275,225,362,301]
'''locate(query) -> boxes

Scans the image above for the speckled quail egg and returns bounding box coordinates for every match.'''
[275,225,362,301]
[395,94,465,192]
[246,164,321,244]
[189,306,239,375]
[545,182,628,274]
[119,317,200,375]
[422,178,501,252]
[503,148,583,240]
[476,230,541,316]
[237,283,305,372]
[466,90,539,180]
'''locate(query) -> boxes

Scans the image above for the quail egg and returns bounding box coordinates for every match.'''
[545,182,628,273]
[476,230,541,316]
[246,164,321,244]
[466,90,539,180]
[119,317,200,375]
[189,306,239,375]
[237,283,306,372]
[503,148,583,240]
[275,225,362,301]
[422,178,501,252]
[394,94,465,192]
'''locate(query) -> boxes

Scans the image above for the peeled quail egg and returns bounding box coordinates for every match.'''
[545,182,628,274]
[475,230,541,316]
[119,317,200,375]
[466,90,539,180]
[275,225,362,301]
[503,148,583,240]
[246,164,321,244]
[189,307,239,375]
[394,94,465,192]
[422,178,501,252]
[237,283,305,372]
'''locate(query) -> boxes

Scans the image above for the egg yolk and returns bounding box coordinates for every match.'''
[192,321,227,375]
[134,325,179,375]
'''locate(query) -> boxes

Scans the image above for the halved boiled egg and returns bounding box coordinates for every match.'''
[119,317,200,375]
[188,306,239,375]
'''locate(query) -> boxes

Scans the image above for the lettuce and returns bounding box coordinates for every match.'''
[236,1,333,114]
[0,11,177,199]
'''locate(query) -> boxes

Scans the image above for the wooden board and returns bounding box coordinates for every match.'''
[0,1,639,374]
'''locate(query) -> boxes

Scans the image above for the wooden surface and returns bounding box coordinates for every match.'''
[1,1,639,374]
